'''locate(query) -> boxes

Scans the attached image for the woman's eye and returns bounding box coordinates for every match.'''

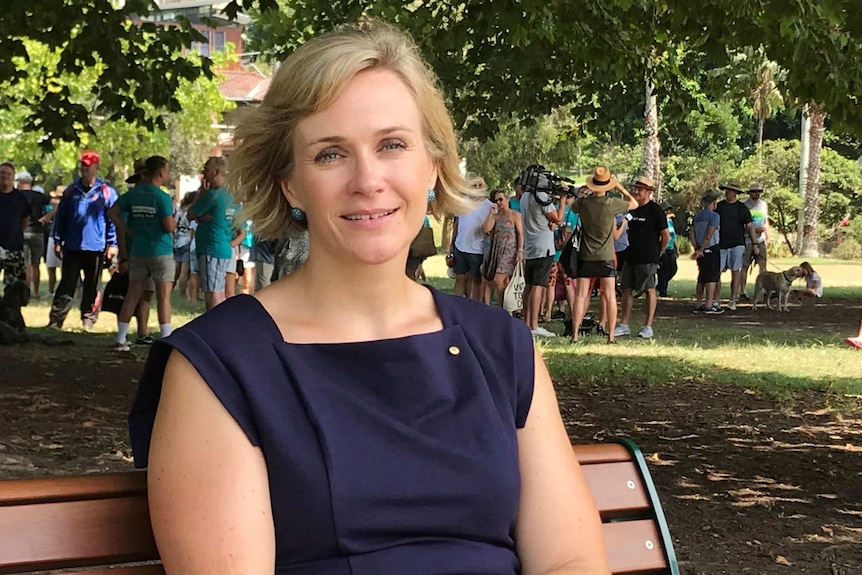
[380,139,407,152]
[314,149,341,163]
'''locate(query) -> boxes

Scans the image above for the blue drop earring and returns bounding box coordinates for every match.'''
[290,207,306,221]
[427,189,436,203]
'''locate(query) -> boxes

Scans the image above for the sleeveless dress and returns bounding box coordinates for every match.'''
[485,214,518,276]
[129,288,535,574]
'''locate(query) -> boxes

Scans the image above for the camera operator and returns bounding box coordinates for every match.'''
[519,173,567,337]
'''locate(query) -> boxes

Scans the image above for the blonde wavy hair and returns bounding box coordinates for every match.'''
[229,21,482,240]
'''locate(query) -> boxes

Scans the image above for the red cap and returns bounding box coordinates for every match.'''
[80,151,101,166]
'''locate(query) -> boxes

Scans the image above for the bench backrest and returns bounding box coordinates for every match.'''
[0,440,677,574]
[574,439,679,574]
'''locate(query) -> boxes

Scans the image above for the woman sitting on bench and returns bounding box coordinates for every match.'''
[129,22,608,575]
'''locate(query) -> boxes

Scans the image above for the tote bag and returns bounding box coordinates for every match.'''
[409,227,437,259]
[503,261,525,313]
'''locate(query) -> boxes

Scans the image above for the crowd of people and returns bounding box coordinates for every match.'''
[444,169,836,343]
[0,152,286,352]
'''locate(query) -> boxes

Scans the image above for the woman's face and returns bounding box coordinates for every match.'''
[284,68,438,267]
[493,193,507,211]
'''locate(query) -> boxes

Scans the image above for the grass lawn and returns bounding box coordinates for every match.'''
[21,256,862,398]
[421,253,862,397]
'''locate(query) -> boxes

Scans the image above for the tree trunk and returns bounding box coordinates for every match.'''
[757,118,764,166]
[641,78,661,196]
[801,103,825,258]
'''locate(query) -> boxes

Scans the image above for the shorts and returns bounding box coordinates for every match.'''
[576,259,617,279]
[198,255,229,292]
[524,256,554,287]
[23,232,45,266]
[743,241,766,267]
[620,262,658,291]
[130,255,176,284]
[46,237,61,268]
[615,248,628,273]
[696,248,721,284]
[720,245,745,272]
[174,244,191,263]
[453,247,483,277]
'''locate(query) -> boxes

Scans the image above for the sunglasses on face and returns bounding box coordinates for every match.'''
[494,198,506,204]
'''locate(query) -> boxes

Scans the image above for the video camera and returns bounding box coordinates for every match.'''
[515,164,577,206]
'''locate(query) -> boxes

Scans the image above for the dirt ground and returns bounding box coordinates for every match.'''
[1,297,860,574]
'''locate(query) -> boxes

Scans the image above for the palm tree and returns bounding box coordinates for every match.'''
[750,60,785,162]
[725,46,786,163]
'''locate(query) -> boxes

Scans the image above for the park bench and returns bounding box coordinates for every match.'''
[0,439,678,574]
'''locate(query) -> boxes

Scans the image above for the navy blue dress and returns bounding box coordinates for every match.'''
[129,288,535,574]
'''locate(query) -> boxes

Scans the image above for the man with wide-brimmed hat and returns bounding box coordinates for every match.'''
[715,178,759,311]
[739,182,769,301]
[690,189,724,314]
[616,174,670,339]
[568,166,637,343]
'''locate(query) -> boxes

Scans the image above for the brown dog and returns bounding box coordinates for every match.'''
[752,266,806,312]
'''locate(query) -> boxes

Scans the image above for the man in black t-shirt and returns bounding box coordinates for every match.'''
[616,175,669,339]
[715,179,759,311]
[0,162,30,287]
[17,171,53,299]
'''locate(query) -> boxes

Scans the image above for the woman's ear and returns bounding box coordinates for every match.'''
[280,180,299,210]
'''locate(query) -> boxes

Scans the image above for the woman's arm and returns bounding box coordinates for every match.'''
[516,349,610,575]
[148,350,275,573]
[514,213,525,259]
[613,217,627,240]
[483,209,497,234]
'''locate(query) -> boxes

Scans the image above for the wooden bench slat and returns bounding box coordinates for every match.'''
[0,472,147,507]
[0,496,159,574]
[63,565,165,575]
[572,442,632,465]
[603,519,669,574]
[580,461,652,519]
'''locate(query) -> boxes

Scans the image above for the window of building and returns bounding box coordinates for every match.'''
[214,31,226,52]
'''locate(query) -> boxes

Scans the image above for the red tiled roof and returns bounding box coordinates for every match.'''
[218,69,270,102]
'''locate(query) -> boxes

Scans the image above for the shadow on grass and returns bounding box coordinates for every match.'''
[543,347,862,396]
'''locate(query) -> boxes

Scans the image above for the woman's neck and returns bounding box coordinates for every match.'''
[272,251,440,343]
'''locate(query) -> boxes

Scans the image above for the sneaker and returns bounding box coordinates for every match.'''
[46,322,62,331]
[82,319,95,333]
[692,306,707,314]
[614,324,631,337]
[638,325,654,339]
[135,334,155,345]
[531,327,557,338]
[113,341,131,352]
[727,300,737,311]
[739,293,750,302]
[705,306,725,315]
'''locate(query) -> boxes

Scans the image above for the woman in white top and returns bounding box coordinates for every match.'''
[795,261,823,300]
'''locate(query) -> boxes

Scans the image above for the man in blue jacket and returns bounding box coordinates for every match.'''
[48,151,118,331]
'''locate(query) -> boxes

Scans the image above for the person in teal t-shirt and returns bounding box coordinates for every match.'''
[188,156,234,309]
[107,156,177,351]
[656,201,678,297]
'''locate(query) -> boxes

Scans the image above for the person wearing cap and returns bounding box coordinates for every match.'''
[616,174,670,340]
[108,156,176,351]
[17,170,54,299]
[48,151,119,331]
[739,183,769,301]
[715,179,759,311]
[0,162,30,288]
[569,166,637,343]
[690,189,724,314]
[656,200,678,297]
